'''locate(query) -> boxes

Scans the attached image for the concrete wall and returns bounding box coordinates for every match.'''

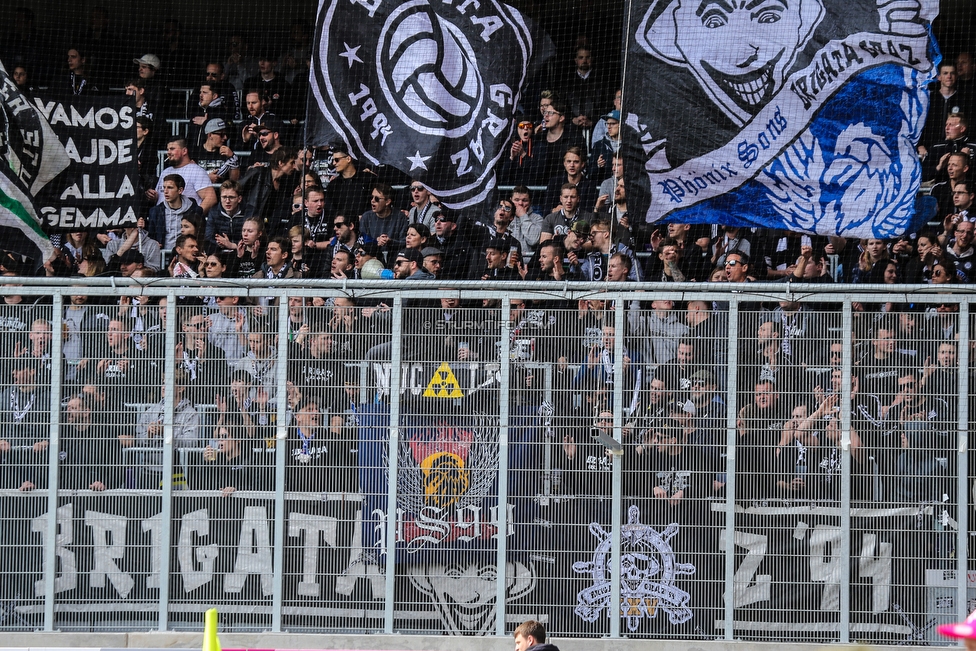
[0,632,934,651]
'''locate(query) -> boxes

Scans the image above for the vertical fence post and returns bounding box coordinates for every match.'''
[157,290,178,630]
[42,293,64,631]
[271,296,291,631]
[609,296,626,638]
[383,295,404,634]
[495,300,512,636]
[957,302,970,622]
[839,300,853,643]
[723,300,739,641]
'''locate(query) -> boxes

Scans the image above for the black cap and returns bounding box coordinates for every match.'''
[396,249,424,265]
[259,116,283,134]
[486,238,510,252]
[356,241,380,258]
[118,249,145,265]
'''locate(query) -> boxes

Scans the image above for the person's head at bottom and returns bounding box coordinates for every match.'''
[939,609,976,651]
[514,620,551,651]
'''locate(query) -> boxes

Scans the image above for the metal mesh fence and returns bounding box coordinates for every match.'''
[0,280,972,642]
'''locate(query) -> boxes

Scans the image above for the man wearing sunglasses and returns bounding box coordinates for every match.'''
[431,212,475,280]
[724,250,751,283]
[247,117,284,170]
[323,146,370,225]
[473,199,522,267]
[360,182,408,265]
[406,181,440,230]
[192,118,241,184]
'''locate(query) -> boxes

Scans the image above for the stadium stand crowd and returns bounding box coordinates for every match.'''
[0,7,972,520]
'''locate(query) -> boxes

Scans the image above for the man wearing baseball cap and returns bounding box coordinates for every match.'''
[248,117,284,169]
[133,54,165,115]
[192,118,241,184]
[134,54,162,78]
[590,109,621,182]
[392,249,432,280]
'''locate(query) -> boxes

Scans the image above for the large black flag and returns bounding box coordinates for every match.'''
[0,60,70,268]
[621,0,939,238]
[308,0,547,208]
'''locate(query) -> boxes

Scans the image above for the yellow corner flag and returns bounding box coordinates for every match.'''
[203,608,221,651]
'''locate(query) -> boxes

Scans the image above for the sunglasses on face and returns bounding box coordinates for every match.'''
[725,260,744,267]
[409,185,425,192]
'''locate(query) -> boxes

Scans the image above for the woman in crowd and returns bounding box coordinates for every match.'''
[60,231,100,275]
[404,223,431,251]
[851,238,890,283]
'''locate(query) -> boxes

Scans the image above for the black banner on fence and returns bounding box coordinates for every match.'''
[0,493,959,640]
[30,95,140,231]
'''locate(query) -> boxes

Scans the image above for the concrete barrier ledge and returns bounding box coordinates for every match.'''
[0,632,930,651]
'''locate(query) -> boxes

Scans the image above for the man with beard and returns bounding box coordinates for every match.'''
[148,138,217,214]
[189,81,235,148]
[736,379,790,501]
[524,241,573,281]
[431,212,475,280]
[177,308,228,405]
[286,395,356,492]
[657,338,703,405]
[289,329,347,411]
[59,394,119,490]
[0,357,50,490]
[579,217,641,282]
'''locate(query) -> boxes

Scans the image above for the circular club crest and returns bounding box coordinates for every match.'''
[311,0,532,207]
[377,1,485,138]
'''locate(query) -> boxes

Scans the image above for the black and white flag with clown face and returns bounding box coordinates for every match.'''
[622,0,940,238]
[308,0,547,209]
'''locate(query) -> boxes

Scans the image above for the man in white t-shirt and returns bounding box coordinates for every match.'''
[147,137,217,213]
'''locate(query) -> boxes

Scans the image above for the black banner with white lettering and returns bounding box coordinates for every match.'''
[0,493,961,640]
[30,95,139,231]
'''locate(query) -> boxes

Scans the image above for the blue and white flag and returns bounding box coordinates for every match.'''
[0,59,69,267]
[308,0,549,209]
[623,0,939,237]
